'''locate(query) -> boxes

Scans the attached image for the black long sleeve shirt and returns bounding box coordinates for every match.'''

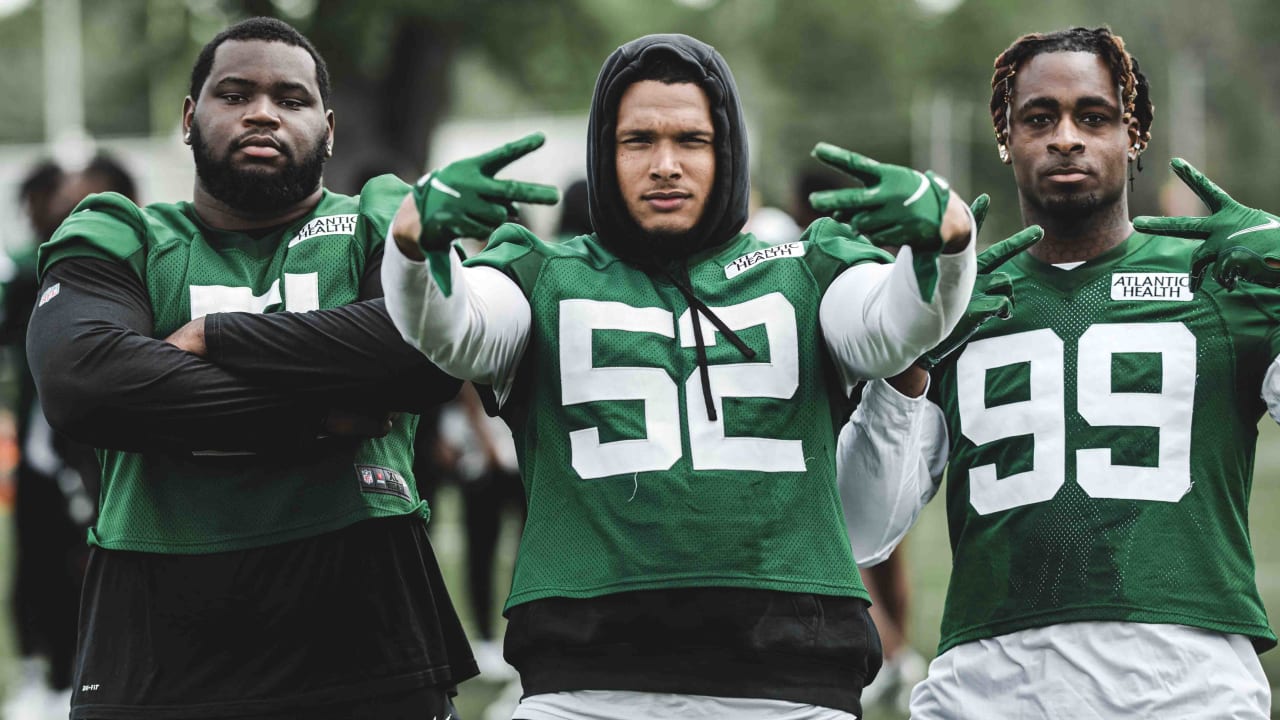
[28,253,458,454]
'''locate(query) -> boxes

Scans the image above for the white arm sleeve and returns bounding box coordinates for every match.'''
[1263,356,1280,425]
[381,235,531,404]
[838,378,949,566]
[820,214,977,387]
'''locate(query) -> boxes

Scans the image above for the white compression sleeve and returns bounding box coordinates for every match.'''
[1262,355,1280,425]
[381,234,531,404]
[820,234,976,388]
[838,378,949,566]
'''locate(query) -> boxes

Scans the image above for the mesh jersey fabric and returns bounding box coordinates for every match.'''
[928,231,1279,653]
[466,218,892,610]
[36,175,426,553]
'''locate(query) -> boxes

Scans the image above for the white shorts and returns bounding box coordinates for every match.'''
[909,621,1271,719]
[513,690,858,720]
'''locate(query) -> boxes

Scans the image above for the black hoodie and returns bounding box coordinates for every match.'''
[503,35,881,716]
[586,33,750,268]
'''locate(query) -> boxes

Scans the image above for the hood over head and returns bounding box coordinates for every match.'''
[586,34,750,269]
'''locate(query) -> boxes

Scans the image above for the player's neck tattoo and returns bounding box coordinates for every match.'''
[1024,202,1133,264]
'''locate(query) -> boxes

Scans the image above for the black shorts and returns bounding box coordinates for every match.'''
[71,515,477,719]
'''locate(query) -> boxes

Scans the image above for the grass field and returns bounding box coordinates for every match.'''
[1,421,1278,719]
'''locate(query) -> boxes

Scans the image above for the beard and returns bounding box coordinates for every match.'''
[1043,190,1101,215]
[190,122,328,214]
[644,227,698,264]
[1031,181,1125,231]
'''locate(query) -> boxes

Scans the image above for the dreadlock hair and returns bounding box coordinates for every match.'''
[990,27,1154,165]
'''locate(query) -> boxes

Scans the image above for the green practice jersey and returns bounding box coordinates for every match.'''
[37,176,425,554]
[930,231,1278,653]
[469,219,891,610]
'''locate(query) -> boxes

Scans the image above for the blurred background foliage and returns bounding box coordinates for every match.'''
[1,0,1278,241]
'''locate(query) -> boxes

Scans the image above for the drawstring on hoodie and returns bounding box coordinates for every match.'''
[587,36,755,422]
[662,267,755,422]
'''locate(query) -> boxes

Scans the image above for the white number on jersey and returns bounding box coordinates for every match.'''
[560,299,683,479]
[188,273,320,319]
[559,294,803,479]
[958,329,1066,515]
[957,322,1196,514]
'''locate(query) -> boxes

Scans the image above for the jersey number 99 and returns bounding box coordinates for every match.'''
[956,323,1196,514]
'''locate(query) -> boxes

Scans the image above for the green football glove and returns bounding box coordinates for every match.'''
[808,142,952,302]
[1133,158,1280,292]
[919,195,1042,369]
[414,132,560,253]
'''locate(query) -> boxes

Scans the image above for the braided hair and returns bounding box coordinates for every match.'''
[990,27,1154,164]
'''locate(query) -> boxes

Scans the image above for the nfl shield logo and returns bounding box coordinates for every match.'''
[354,464,412,501]
[38,283,61,307]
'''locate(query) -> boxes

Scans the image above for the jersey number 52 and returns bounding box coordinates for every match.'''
[559,294,805,480]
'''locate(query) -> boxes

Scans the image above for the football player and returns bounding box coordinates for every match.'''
[840,26,1274,718]
[383,33,977,719]
[26,17,474,719]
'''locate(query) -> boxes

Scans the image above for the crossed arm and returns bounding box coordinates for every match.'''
[174,247,457,410]
[28,254,458,454]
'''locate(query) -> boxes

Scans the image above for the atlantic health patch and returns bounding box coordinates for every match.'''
[288,214,358,248]
[724,241,805,279]
[1110,273,1193,302]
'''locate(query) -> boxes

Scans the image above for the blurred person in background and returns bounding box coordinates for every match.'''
[7,158,72,720]
[46,155,139,223]
[742,193,799,246]
[15,161,65,246]
[791,170,846,230]
[843,26,1275,718]
[5,155,130,720]
[440,383,524,681]
[555,178,591,241]
[384,32,977,720]
[25,17,474,720]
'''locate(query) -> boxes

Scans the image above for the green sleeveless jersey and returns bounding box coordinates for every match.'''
[468,218,891,610]
[930,231,1278,653]
[37,176,426,554]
